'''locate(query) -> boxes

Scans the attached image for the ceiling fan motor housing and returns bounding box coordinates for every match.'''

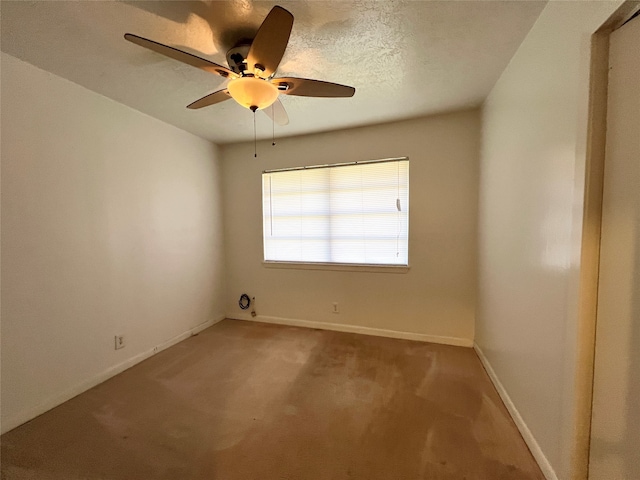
[226,44,251,75]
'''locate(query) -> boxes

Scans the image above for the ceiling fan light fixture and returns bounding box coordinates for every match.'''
[227,77,279,110]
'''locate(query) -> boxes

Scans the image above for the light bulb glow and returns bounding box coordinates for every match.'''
[227,77,279,110]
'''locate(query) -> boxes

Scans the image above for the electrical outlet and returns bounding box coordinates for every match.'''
[115,335,125,350]
[332,302,339,314]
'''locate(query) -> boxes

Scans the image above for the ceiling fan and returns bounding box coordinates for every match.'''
[124,5,355,127]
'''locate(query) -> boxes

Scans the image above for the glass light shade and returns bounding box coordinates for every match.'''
[227,77,279,110]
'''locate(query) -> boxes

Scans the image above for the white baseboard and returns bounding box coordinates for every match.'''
[473,343,558,480]
[1,316,224,435]
[228,313,473,347]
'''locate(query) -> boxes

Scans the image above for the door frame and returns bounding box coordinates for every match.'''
[574,2,640,479]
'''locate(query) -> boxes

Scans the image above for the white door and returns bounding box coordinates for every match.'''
[589,13,640,480]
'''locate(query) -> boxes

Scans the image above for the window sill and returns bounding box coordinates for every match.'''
[262,261,410,274]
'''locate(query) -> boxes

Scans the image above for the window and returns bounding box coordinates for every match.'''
[262,158,409,266]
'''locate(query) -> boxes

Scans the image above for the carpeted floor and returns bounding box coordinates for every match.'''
[1,319,544,479]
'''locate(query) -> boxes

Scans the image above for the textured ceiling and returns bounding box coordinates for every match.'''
[1,1,546,144]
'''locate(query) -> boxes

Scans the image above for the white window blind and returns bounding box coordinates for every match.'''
[262,158,409,266]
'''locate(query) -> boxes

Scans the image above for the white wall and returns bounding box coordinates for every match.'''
[475,2,622,480]
[222,111,479,346]
[0,53,226,433]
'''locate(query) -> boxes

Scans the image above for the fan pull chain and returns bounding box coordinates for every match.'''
[252,107,257,158]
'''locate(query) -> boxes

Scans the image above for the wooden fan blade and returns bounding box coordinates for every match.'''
[246,6,294,77]
[263,98,289,126]
[273,77,355,98]
[187,89,231,109]
[124,33,235,79]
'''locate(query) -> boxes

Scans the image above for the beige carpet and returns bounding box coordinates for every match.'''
[1,319,544,479]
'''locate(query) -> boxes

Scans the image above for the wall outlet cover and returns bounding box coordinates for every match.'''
[115,335,125,350]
